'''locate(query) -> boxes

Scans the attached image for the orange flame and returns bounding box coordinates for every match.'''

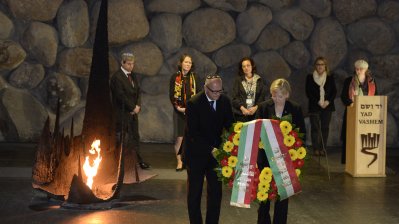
[83,139,102,189]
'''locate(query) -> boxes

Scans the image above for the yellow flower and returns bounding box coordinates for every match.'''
[232,133,240,146]
[296,147,307,159]
[295,169,301,177]
[261,167,273,177]
[259,173,272,183]
[258,181,270,192]
[289,149,298,161]
[259,140,264,149]
[228,156,238,168]
[280,121,292,135]
[283,135,295,147]
[223,141,234,153]
[234,122,243,133]
[222,166,233,178]
[257,190,268,202]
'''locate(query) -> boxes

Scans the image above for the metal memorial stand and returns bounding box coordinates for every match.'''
[308,113,331,180]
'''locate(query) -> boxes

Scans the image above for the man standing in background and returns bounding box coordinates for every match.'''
[110,52,150,170]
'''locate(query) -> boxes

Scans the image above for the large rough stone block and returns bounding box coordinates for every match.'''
[9,62,44,89]
[6,0,63,21]
[1,88,48,141]
[255,24,290,51]
[275,8,314,41]
[333,0,377,25]
[0,40,26,71]
[236,4,272,44]
[139,94,173,142]
[204,0,247,12]
[0,11,13,39]
[145,0,201,13]
[57,0,89,48]
[370,54,399,81]
[150,13,182,54]
[258,0,294,11]
[22,22,58,67]
[282,41,310,69]
[310,18,347,70]
[347,18,395,55]
[107,0,149,45]
[183,8,236,53]
[300,0,331,18]
[378,1,399,22]
[58,48,92,77]
[253,51,291,83]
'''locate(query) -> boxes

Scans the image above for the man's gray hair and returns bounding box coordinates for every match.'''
[121,52,135,62]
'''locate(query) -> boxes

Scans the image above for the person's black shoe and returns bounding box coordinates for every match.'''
[139,162,150,169]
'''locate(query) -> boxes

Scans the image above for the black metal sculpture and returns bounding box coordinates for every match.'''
[31,0,153,207]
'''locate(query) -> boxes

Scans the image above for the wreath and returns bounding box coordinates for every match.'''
[213,115,307,204]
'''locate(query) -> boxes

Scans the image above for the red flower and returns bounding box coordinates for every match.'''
[221,157,228,166]
[228,133,235,141]
[294,159,304,168]
[231,146,238,156]
[289,130,298,138]
[294,138,303,148]
[268,191,277,200]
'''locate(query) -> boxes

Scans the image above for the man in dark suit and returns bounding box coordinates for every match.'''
[184,75,234,224]
[110,52,150,169]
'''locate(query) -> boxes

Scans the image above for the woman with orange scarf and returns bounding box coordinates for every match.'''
[169,54,199,171]
[340,59,377,164]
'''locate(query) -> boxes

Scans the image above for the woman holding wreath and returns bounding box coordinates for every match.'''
[255,78,306,224]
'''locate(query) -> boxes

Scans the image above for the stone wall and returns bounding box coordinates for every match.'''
[1,0,399,147]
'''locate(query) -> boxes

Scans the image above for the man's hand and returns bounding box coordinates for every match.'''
[131,105,141,115]
[176,106,186,114]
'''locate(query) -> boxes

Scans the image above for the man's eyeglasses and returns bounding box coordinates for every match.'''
[206,85,224,94]
[206,74,221,79]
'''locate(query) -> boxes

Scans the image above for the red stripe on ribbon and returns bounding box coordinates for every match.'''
[243,120,262,204]
[270,120,301,194]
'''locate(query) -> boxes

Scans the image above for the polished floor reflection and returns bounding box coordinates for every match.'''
[0,143,398,224]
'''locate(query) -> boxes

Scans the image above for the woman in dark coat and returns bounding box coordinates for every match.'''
[340,59,377,164]
[169,54,200,171]
[232,57,267,122]
[256,78,306,224]
[305,57,337,156]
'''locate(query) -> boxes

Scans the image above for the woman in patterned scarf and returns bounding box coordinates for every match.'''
[169,54,199,171]
[232,57,267,122]
[340,59,377,164]
[305,57,337,157]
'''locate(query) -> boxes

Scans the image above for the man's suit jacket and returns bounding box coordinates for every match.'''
[110,69,141,130]
[184,91,234,160]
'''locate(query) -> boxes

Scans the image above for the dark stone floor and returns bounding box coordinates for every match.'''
[0,143,398,224]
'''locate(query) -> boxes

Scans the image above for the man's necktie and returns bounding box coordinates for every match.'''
[127,73,134,87]
[209,100,215,111]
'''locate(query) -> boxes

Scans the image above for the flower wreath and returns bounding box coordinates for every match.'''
[213,115,307,203]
